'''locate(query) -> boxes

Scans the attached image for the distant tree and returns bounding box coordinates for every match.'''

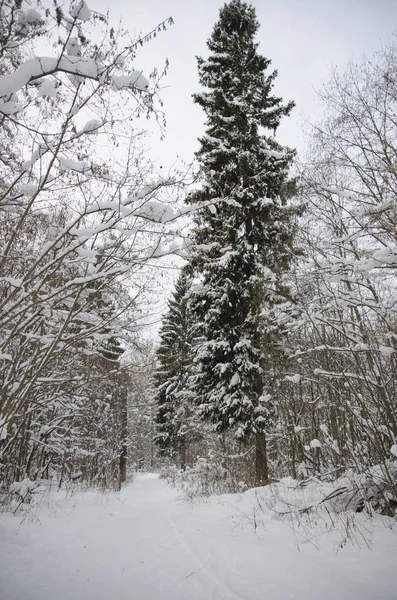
[187,0,296,484]
[154,268,198,469]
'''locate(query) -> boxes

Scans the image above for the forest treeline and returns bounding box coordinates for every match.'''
[0,0,396,512]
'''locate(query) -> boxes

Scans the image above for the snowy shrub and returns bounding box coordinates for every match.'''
[161,449,254,500]
[244,461,397,549]
[0,477,57,515]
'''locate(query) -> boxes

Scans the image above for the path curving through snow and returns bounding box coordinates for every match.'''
[1,473,396,600]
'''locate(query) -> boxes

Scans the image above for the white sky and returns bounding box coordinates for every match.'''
[88,0,396,330]
[92,0,397,168]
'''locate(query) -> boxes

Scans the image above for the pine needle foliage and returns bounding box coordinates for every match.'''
[154,269,197,467]
[187,0,297,468]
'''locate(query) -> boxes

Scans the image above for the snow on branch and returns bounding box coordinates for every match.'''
[0,56,105,100]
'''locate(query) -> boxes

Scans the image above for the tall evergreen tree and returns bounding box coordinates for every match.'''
[188,0,296,484]
[154,268,197,469]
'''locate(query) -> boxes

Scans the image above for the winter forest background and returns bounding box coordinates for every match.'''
[0,0,396,517]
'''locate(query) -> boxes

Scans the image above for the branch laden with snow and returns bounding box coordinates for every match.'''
[0,0,186,492]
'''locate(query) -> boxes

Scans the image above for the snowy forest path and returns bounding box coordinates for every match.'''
[1,473,397,600]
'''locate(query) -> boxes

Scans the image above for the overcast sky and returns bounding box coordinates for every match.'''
[87,0,396,330]
[92,0,397,168]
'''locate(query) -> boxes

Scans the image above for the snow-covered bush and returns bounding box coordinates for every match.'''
[160,439,256,499]
[246,463,397,549]
[160,459,228,500]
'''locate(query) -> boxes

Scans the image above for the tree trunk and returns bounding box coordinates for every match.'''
[179,438,187,471]
[255,430,268,486]
[119,442,127,487]
[119,374,128,488]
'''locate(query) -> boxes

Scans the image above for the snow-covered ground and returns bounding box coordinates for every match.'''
[1,473,396,600]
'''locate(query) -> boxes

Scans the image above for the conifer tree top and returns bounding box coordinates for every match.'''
[193,0,294,183]
[210,0,259,40]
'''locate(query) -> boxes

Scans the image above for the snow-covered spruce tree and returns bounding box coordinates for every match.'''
[154,268,199,469]
[187,0,296,485]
